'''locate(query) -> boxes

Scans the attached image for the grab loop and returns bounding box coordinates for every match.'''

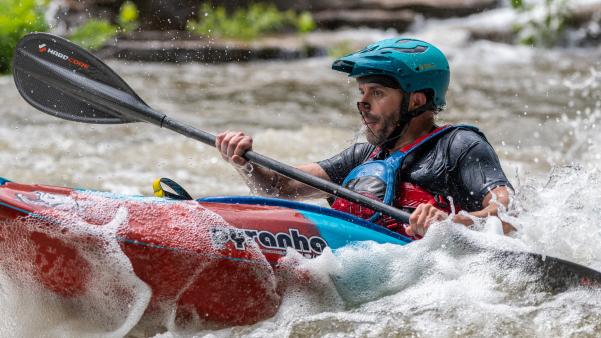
[152,178,193,200]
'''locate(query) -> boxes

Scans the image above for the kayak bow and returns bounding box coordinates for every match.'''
[0,178,409,325]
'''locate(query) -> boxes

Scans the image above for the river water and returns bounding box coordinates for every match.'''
[1,11,601,338]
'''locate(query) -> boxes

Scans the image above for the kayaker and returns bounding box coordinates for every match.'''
[215,37,513,239]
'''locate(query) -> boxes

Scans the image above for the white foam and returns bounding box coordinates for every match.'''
[0,200,151,337]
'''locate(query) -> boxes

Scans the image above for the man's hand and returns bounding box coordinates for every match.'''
[406,203,448,237]
[214,130,331,200]
[215,131,253,168]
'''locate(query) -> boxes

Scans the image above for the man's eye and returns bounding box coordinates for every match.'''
[373,90,383,97]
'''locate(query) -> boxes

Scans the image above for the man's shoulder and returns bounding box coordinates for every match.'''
[317,142,378,185]
[349,142,375,149]
[440,125,488,149]
[347,142,378,157]
[318,142,376,168]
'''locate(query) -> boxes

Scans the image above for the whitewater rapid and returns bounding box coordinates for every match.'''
[1,12,601,337]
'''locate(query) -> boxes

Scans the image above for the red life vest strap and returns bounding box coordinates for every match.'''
[399,125,449,152]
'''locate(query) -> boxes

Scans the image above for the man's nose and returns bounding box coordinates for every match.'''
[357,101,371,115]
[359,92,370,102]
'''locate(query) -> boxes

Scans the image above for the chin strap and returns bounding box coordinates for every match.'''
[380,92,435,150]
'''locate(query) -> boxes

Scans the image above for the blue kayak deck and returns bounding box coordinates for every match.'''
[199,196,412,244]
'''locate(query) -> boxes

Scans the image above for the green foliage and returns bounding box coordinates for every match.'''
[69,2,138,51]
[118,1,139,32]
[512,0,571,47]
[187,3,316,41]
[0,0,48,73]
[327,40,354,59]
[68,19,118,50]
[296,11,316,33]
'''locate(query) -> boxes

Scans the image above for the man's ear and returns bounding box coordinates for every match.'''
[410,92,427,109]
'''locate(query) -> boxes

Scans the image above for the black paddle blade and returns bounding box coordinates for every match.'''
[12,33,147,124]
[495,251,601,292]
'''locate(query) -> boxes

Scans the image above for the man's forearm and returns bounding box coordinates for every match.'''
[236,162,331,200]
[454,207,513,235]
[235,163,279,196]
[453,187,514,234]
[453,205,501,225]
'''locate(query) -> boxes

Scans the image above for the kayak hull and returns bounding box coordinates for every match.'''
[0,179,409,326]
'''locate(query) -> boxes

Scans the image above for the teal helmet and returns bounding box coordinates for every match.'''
[332,38,450,110]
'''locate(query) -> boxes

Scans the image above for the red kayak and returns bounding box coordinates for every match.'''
[0,178,409,326]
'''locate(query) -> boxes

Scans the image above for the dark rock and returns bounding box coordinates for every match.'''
[205,0,265,12]
[273,0,348,11]
[62,0,499,32]
[569,3,601,26]
[567,3,601,46]
[278,0,498,30]
[59,0,124,28]
[97,32,324,63]
[275,0,498,16]
[313,9,415,30]
[65,0,123,13]
[135,0,200,31]
[468,29,514,44]
[62,0,200,30]
[356,0,498,17]
[117,30,197,41]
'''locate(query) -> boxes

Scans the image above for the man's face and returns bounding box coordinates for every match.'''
[357,82,403,145]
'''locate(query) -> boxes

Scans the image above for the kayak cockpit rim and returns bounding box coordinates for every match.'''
[199,195,412,244]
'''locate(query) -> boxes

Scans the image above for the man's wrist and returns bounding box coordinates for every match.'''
[452,213,475,226]
[236,162,254,174]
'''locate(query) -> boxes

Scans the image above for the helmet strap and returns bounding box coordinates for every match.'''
[380,92,436,150]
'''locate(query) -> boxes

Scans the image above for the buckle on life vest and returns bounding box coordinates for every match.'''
[434,194,449,210]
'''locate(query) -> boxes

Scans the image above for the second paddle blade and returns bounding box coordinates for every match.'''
[12,33,143,124]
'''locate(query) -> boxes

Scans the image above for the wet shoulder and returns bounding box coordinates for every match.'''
[354,142,378,162]
[317,142,377,185]
[439,127,490,163]
[442,127,486,148]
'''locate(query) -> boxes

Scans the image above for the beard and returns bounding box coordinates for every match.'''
[363,118,399,146]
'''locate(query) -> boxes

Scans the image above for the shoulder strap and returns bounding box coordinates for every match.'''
[398,124,456,155]
[366,146,383,160]
[362,124,485,165]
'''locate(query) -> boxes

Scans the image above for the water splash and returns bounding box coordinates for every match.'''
[508,166,601,269]
[0,202,151,338]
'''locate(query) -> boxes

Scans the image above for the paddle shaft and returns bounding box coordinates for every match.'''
[20,48,411,223]
[163,117,411,223]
